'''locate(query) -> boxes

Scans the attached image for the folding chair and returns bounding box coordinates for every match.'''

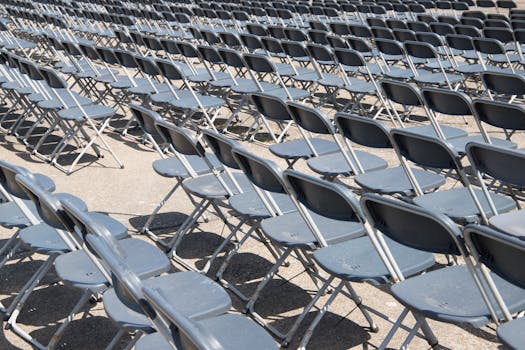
[32,67,124,174]
[463,225,525,349]
[153,57,226,131]
[421,86,517,153]
[249,92,339,163]
[360,193,525,349]
[466,141,525,237]
[390,128,516,223]
[68,209,232,350]
[481,70,525,102]
[242,167,367,343]
[284,101,387,179]
[154,121,252,271]
[403,40,464,89]
[280,170,435,349]
[380,79,469,138]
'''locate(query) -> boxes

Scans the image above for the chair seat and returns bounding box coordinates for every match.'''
[135,332,170,350]
[103,271,231,330]
[135,314,278,350]
[269,138,339,160]
[167,94,226,110]
[454,63,484,74]
[413,72,464,85]
[447,135,516,154]
[58,104,115,121]
[261,210,364,249]
[129,83,171,96]
[230,80,279,94]
[33,91,92,109]
[291,71,322,83]
[264,87,311,101]
[406,124,468,140]
[489,209,525,238]
[497,317,525,350]
[188,71,230,83]
[0,200,39,228]
[313,235,435,285]
[391,265,525,328]
[384,67,416,80]
[55,237,169,292]
[307,150,388,177]
[152,153,222,178]
[182,172,252,199]
[355,166,445,196]
[413,187,516,224]
[229,191,296,219]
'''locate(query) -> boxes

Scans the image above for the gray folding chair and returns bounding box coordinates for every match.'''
[466,141,525,237]
[390,129,516,223]
[285,101,388,179]
[280,170,435,349]
[463,224,525,350]
[75,214,232,349]
[360,193,525,349]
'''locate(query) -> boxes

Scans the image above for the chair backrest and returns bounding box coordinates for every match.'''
[404,40,438,59]
[286,101,334,135]
[390,128,461,170]
[380,79,424,107]
[361,193,463,255]
[38,67,68,89]
[463,224,525,290]
[250,93,291,121]
[142,285,219,350]
[230,146,286,194]
[15,175,74,231]
[243,53,276,74]
[129,104,164,135]
[155,120,206,157]
[472,37,506,55]
[481,71,525,96]
[333,48,367,68]
[283,169,363,222]
[446,34,475,50]
[335,113,393,149]
[0,161,46,198]
[375,38,405,56]
[217,48,246,68]
[133,55,161,77]
[201,130,241,169]
[473,99,525,132]
[155,58,184,81]
[421,87,473,116]
[466,141,525,188]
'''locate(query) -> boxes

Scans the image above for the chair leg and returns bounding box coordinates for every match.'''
[104,328,127,350]
[244,248,293,334]
[297,278,344,350]
[5,255,57,350]
[47,288,92,349]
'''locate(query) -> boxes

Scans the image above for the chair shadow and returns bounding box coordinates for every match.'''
[175,231,235,262]
[29,315,131,349]
[128,212,188,233]
[284,311,372,350]
[2,283,86,327]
